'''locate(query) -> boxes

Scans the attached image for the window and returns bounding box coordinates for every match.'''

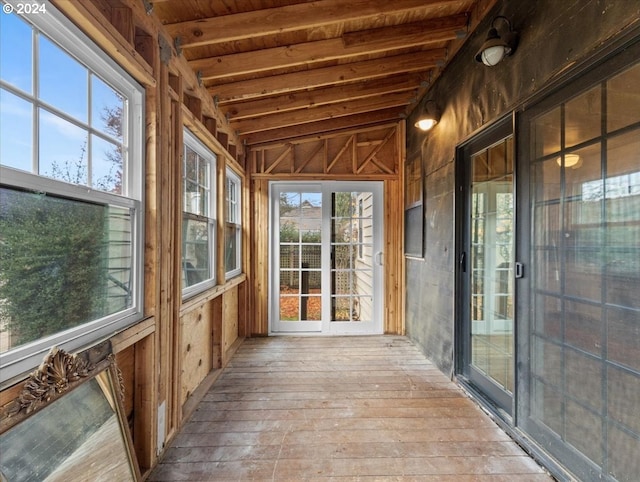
[0,6,144,380]
[182,130,216,297]
[225,168,242,278]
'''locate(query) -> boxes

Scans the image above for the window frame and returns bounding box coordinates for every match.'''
[225,167,242,279]
[0,5,145,382]
[181,128,217,298]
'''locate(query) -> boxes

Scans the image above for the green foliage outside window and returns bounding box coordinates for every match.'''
[0,188,108,348]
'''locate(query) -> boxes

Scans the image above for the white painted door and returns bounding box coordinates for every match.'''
[270,181,384,334]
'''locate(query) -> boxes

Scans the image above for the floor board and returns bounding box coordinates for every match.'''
[149,336,552,481]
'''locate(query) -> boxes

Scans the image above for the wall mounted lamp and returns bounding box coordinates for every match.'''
[475,16,519,66]
[414,100,439,131]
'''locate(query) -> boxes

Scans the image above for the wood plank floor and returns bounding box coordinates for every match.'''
[149,336,552,481]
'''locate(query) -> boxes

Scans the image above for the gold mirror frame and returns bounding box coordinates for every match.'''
[0,345,141,481]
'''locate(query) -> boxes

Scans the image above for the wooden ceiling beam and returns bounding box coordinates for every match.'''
[165,0,464,49]
[190,14,467,80]
[245,109,403,146]
[225,73,427,120]
[209,49,446,102]
[232,91,415,134]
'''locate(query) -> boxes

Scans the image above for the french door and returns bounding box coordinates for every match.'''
[270,181,384,335]
[457,118,515,415]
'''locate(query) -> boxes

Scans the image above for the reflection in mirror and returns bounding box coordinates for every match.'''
[0,347,140,482]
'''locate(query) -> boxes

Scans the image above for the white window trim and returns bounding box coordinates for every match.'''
[0,4,145,383]
[182,128,217,299]
[225,167,242,279]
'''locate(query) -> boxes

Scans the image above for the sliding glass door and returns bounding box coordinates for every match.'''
[271,182,383,335]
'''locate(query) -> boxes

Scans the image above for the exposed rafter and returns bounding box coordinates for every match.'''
[151,0,497,146]
[165,0,466,49]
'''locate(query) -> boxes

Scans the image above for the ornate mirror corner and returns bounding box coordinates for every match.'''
[0,344,141,482]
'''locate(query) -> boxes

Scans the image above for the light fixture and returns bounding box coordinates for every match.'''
[557,153,581,168]
[475,16,519,66]
[414,100,439,131]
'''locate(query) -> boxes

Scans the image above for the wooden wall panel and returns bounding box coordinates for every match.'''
[223,288,239,362]
[180,305,213,405]
[251,179,271,335]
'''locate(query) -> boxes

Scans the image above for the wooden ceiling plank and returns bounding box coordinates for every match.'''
[209,49,446,102]
[165,0,465,49]
[341,13,467,48]
[225,73,426,120]
[191,14,467,80]
[232,91,414,134]
[244,109,402,146]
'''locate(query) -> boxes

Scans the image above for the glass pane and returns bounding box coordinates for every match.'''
[39,109,89,185]
[605,130,640,309]
[0,88,33,171]
[607,63,640,132]
[0,188,133,352]
[333,244,352,269]
[301,192,321,217]
[353,269,373,296]
[304,296,321,321]
[531,378,562,435]
[607,366,640,434]
[280,192,300,217]
[470,138,514,394]
[565,300,601,356]
[565,85,601,147]
[608,423,640,481]
[92,134,122,194]
[182,217,210,288]
[566,399,603,466]
[300,244,321,269]
[533,294,562,341]
[279,295,299,321]
[279,269,298,292]
[332,297,350,321]
[332,271,351,295]
[280,244,299,270]
[357,296,373,322]
[91,75,124,143]
[532,107,561,158]
[332,192,355,217]
[0,13,32,94]
[224,224,238,273]
[607,306,640,372]
[39,35,88,122]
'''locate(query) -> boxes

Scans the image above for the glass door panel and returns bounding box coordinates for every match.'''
[330,191,375,325]
[522,55,640,481]
[274,188,323,332]
[469,136,515,407]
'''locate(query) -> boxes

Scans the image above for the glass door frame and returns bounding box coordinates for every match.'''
[455,115,516,418]
[269,181,384,335]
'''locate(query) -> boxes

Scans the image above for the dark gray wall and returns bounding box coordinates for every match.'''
[405,0,640,376]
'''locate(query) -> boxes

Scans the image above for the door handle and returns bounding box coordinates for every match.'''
[515,262,524,279]
[460,252,466,273]
[375,251,383,266]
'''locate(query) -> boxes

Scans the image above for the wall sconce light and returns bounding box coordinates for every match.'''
[557,153,581,168]
[475,16,519,66]
[414,100,439,131]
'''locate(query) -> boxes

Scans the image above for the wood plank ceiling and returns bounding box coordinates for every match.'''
[152,0,496,146]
